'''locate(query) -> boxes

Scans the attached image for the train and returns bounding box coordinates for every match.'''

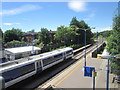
[0,47,73,89]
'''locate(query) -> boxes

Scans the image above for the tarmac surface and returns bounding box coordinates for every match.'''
[39,51,119,89]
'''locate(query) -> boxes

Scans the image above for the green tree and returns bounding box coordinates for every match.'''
[54,26,77,45]
[39,28,50,44]
[5,40,26,48]
[28,29,35,33]
[0,28,3,50]
[70,17,93,44]
[4,28,23,43]
[70,17,79,27]
[0,28,3,44]
[107,15,120,75]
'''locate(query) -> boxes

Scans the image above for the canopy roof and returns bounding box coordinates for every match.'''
[5,46,41,54]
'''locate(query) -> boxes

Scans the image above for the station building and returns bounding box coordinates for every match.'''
[4,46,41,61]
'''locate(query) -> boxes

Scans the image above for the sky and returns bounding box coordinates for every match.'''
[0,1,119,33]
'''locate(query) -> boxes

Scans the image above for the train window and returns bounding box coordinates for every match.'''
[54,53,63,59]
[66,50,72,56]
[42,57,55,66]
[2,63,35,82]
[66,50,72,53]
[37,62,41,68]
[20,63,35,76]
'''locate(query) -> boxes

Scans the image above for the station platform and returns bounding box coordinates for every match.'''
[39,50,119,89]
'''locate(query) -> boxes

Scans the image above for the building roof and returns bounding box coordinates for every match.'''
[5,46,41,54]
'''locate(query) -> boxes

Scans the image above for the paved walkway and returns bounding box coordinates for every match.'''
[39,51,119,89]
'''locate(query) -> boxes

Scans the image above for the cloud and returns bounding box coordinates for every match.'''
[84,11,95,21]
[100,27,112,32]
[93,27,112,32]
[0,4,41,16]
[3,23,21,26]
[68,0,87,12]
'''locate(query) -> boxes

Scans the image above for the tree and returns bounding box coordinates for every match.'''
[70,17,79,27]
[0,28,3,44]
[107,15,120,55]
[39,28,50,44]
[54,26,77,45]
[70,17,93,44]
[0,28,3,50]
[28,29,35,33]
[107,15,120,75]
[5,40,26,48]
[4,28,23,43]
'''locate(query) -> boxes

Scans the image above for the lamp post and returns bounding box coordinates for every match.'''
[31,33,34,55]
[106,56,115,90]
[77,27,95,66]
[96,31,98,55]
[84,29,87,66]
[106,54,120,90]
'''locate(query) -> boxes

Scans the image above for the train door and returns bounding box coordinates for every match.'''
[64,52,66,60]
[36,61,42,72]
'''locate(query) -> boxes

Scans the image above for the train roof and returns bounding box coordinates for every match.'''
[0,47,73,71]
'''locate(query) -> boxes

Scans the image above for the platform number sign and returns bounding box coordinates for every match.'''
[84,66,95,77]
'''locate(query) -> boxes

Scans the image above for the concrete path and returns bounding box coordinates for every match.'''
[39,52,119,89]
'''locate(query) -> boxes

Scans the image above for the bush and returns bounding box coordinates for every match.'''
[5,40,26,48]
[36,43,44,47]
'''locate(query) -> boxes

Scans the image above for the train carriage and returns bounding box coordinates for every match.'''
[0,47,73,89]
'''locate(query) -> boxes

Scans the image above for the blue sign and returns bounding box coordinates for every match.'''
[84,66,95,77]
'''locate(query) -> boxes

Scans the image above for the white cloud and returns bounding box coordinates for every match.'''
[92,27,112,32]
[100,27,112,32]
[68,0,87,12]
[0,4,41,16]
[3,23,21,26]
[84,11,95,21]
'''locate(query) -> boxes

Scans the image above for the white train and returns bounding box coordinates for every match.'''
[0,47,73,89]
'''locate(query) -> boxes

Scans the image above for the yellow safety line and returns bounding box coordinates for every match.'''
[55,61,83,87]
[54,55,90,87]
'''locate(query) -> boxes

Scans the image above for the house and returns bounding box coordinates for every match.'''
[23,32,38,43]
[48,30,56,42]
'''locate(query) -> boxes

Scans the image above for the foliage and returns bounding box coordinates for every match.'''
[0,28,3,44]
[95,30,114,40]
[36,42,44,47]
[107,15,120,75]
[110,58,120,75]
[70,17,80,28]
[4,28,23,43]
[54,26,77,45]
[38,28,50,44]
[28,29,35,33]
[5,40,26,48]
[33,39,39,44]
[70,17,93,44]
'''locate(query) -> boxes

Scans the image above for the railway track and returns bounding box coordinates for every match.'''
[7,42,103,90]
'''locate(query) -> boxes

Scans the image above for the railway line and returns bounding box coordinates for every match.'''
[6,42,104,90]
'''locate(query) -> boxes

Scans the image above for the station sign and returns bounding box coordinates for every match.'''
[84,66,95,77]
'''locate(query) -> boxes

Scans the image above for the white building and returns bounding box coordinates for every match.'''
[4,46,41,61]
